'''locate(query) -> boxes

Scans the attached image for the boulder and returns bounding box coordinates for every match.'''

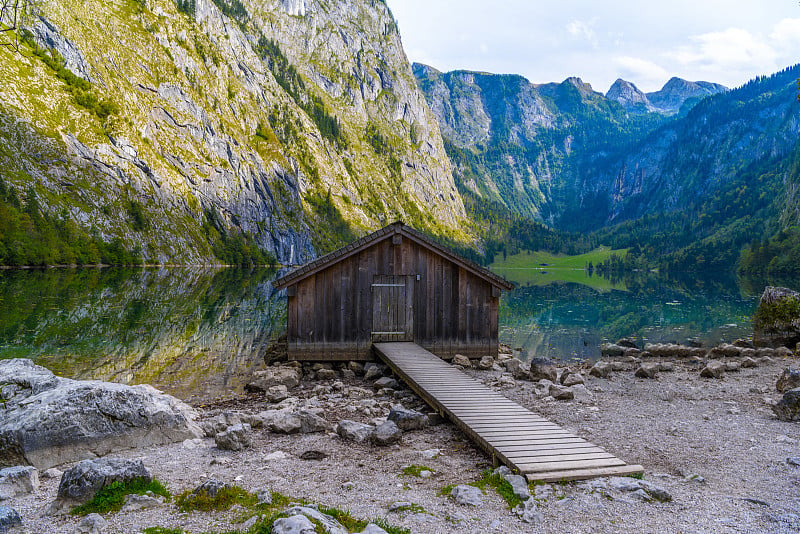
[600,344,625,357]
[451,354,472,368]
[608,477,671,502]
[616,338,639,349]
[373,377,399,390]
[777,368,800,393]
[529,358,558,382]
[316,369,338,381]
[266,385,290,403]
[271,515,316,534]
[202,412,243,436]
[513,499,543,524]
[549,384,574,401]
[477,356,494,370]
[0,359,201,470]
[644,343,697,358]
[0,507,21,532]
[214,423,251,451]
[569,384,594,403]
[297,410,332,434]
[364,364,385,381]
[371,421,402,446]
[773,388,800,421]
[0,467,38,500]
[347,362,364,375]
[360,525,389,534]
[286,506,348,534]
[753,286,800,348]
[635,363,660,379]
[336,420,374,443]
[499,472,529,500]
[387,406,429,431]
[271,413,303,434]
[561,372,584,386]
[589,362,613,378]
[187,479,228,500]
[73,513,106,534]
[503,358,530,379]
[700,361,726,379]
[451,484,483,506]
[246,366,302,392]
[740,357,758,368]
[708,344,741,358]
[56,458,150,506]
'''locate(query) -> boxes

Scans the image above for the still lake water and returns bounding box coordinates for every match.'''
[0,267,792,401]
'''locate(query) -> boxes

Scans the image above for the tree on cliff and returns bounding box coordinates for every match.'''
[0,0,41,52]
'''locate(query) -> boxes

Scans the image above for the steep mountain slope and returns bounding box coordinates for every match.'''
[0,0,466,264]
[413,64,669,223]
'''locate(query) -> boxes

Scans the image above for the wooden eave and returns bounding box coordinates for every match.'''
[272,222,514,291]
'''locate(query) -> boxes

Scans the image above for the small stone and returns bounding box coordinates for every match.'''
[337,420,375,443]
[420,448,441,459]
[257,489,273,504]
[246,366,302,391]
[341,481,355,490]
[297,410,332,433]
[529,358,558,382]
[360,524,389,533]
[451,485,483,506]
[569,384,594,403]
[478,356,494,370]
[299,450,328,460]
[0,466,38,500]
[0,506,22,532]
[347,362,364,375]
[264,451,289,461]
[601,343,625,357]
[549,384,574,400]
[214,423,251,450]
[316,369,337,381]
[740,357,758,368]
[266,385,290,403]
[373,377,399,390]
[388,405,429,431]
[589,362,613,378]
[562,372,585,387]
[120,493,163,512]
[419,470,433,478]
[503,358,530,379]
[271,413,302,434]
[725,362,741,372]
[773,388,800,421]
[635,363,659,379]
[271,514,316,534]
[42,468,62,480]
[239,517,259,531]
[371,421,402,446]
[787,457,800,466]
[777,368,800,393]
[700,361,726,379]
[452,354,471,367]
[364,365,384,381]
[513,499,543,524]
[73,513,107,534]
[502,473,530,500]
[388,501,412,512]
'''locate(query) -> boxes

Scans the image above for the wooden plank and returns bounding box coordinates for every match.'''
[518,458,627,473]
[496,443,602,455]
[504,452,617,463]
[526,465,644,483]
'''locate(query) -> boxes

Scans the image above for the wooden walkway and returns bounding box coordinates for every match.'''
[374,342,643,482]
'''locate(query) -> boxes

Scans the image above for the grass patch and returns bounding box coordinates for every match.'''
[175,485,257,512]
[141,529,183,534]
[319,505,410,533]
[627,472,644,480]
[442,470,525,510]
[400,465,433,478]
[438,484,455,497]
[71,478,170,516]
[388,502,426,514]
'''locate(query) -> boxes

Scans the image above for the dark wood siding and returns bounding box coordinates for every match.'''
[286,234,502,361]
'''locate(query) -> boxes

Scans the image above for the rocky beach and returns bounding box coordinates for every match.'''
[2,331,800,533]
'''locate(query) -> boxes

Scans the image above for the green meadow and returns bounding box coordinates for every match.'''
[489,247,628,291]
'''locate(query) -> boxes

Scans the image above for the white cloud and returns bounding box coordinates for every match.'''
[668,28,776,69]
[566,19,598,48]
[614,56,670,88]
[770,18,800,53]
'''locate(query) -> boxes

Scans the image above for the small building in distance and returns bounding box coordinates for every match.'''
[272,222,514,361]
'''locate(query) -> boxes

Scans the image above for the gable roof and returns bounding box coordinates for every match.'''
[272,221,514,291]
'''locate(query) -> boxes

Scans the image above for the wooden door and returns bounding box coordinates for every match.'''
[371,275,414,342]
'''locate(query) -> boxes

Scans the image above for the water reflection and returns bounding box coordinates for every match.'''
[0,267,285,402]
[499,271,800,361]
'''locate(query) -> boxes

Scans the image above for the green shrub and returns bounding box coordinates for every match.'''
[71,478,170,516]
[175,484,257,512]
[753,296,800,329]
[400,465,433,478]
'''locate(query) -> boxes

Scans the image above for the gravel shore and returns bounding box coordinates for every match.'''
[6,353,800,533]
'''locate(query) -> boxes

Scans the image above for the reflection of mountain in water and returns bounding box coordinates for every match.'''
[0,268,285,402]
[500,273,789,361]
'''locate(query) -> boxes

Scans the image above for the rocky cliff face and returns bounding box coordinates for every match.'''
[606,79,654,113]
[647,77,727,114]
[0,0,466,264]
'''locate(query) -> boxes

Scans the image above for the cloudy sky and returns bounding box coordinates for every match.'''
[384,0,800,93]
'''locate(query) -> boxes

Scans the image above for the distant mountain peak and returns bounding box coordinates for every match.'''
[606,79,654,112]
[647,77,727,114]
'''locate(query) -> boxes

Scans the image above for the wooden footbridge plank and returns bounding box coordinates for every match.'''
[374,342,643,482]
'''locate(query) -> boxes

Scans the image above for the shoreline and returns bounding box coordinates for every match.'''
[6,347,800,533]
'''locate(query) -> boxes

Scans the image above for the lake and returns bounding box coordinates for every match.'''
[0,267,792,401]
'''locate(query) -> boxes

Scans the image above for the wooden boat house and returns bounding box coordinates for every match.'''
[273,222,514,361]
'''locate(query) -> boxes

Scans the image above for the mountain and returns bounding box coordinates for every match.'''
[413,64,669,223]
[606,79,655,113]
[646,77,728,114]
[0,0,467,265]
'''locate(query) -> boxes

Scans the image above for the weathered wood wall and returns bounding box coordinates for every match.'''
[286,235,500,361]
